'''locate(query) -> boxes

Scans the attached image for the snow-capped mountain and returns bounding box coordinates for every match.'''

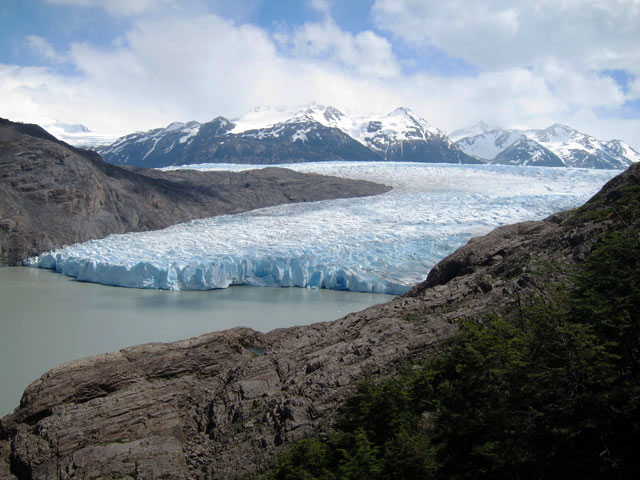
[98,104,477,167]
[230,103,476,163]
[455,129,524,161]
[455,123,637,169]
[348,107,479,164]
[492,137,564,167]
[97,105,637,169]
[448,121,496,143]
[525,124,634,169]
[98,120,211,166]
[605,139,640,164]
[98,109,377,168]
[230,103,352,134]
[42,121,119,147]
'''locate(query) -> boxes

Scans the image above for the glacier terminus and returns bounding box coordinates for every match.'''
[28,163,620,294]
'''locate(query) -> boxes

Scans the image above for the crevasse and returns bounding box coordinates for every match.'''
[28,163,619,294]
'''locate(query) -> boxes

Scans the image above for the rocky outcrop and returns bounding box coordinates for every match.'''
[0,162,637,478]
[0,119,390,266]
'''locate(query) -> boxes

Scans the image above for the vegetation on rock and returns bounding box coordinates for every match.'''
[253,200,640,479]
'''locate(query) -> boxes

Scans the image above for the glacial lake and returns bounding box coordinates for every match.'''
[0,267,393,417]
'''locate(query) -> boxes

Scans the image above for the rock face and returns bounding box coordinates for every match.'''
[97,116,379,168]
[0,118,391,266]
[0,161,637,478]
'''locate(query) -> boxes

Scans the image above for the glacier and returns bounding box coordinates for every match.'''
[29,163,620,294]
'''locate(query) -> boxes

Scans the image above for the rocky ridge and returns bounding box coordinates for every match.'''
[1,160,637,478]
[96,105,638,169]
[454,123,639,169]
[97,104,479,167]
[0,118,390,266]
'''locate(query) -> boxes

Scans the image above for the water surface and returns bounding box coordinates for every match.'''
[0,267,392,416]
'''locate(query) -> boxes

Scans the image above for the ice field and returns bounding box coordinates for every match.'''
[29,163,620,294]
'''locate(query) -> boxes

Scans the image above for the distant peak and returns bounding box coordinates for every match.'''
[165,122,185,131]
[547,123,574,132]
[53,122,91,134]
[388,106,412,115]
[476,121,493,132]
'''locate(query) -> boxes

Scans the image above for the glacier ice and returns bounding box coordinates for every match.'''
[29,163,620,294]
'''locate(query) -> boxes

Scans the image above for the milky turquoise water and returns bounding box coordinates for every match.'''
[0,267,392,417]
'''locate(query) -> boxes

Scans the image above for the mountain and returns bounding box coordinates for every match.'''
[448,121,495,142]
[98,113,379,168]
[54,122,89,134]
[2,160,637,478]
[491,137,565,167]
[455,123,637,169]
[0,118,390,266]
[526,123,634,169]
[41,120,120,147]
[98,104,479,167]
[606,139,640,164]
[455,128,524,161]
[348,107,481,164]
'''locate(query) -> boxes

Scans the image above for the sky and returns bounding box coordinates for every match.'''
[1,0,639,148]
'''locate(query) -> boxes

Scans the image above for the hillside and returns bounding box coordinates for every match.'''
[1,160,637,477]
[0,118,390,266]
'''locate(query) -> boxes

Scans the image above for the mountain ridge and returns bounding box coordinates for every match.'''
[455,122,639,169]
[96,104,481,167]
[95,105,637,169]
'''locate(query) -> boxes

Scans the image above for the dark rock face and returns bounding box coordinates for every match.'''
[371,134,480,164]
[1,161,636,478]
[0,119,391,266]
[98,117,380,168]
[199,121,380,165]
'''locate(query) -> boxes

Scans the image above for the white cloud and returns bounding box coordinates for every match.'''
[372,0,640,72]
[1,6,639,149]
[308,0,332,16]
[290,18,400,78]
[24,35,64,63]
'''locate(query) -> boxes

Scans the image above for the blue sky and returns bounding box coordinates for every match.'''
[1,0,639,148]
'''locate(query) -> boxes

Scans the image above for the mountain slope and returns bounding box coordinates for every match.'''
[606,139,640,164]
[455,123,636,169]
[0,118,390,266]
[455,128,523,160]
[99,114,379,167]
[527,123,634,169]
[1,156,637,477]
[448,121,495,142]
[491,137,565,167]
[348,107,480,164]
[98,104,479,167]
